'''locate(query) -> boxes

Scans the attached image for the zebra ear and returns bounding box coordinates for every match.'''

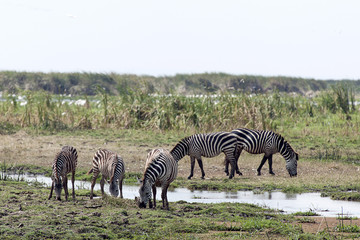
[295,152,299,161]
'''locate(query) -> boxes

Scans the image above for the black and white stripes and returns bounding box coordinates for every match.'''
[137,149,178,210]
[48,146,78,201]
[170,132,239,179]
[225,128,299,177]
[88,148,125,199]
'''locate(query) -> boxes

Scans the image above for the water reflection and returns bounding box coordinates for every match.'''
[4,173,360,218]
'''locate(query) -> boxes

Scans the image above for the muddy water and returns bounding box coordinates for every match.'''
[5,173,360,217]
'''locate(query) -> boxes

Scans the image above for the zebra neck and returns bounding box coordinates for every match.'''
[170,140,189,161]
[143,174,155,186]
[278,140,292,160]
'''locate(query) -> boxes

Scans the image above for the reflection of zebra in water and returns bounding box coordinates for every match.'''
[49,146,78,201]
[224,128,299,177]
[170,132,239,179]
[137,149,177,210]
[88,149,125,199]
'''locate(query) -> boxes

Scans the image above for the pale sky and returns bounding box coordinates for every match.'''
[1,0,359,80]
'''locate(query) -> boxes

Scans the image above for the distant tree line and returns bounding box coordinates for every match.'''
[0,71,359,96]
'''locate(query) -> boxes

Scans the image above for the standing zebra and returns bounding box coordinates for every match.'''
[137,148,177,210]
[170,132,239,179]
[224,128,299,177]
[88,149,125,199]
[48,146,78,201]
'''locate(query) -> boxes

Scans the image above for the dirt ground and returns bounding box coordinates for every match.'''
[297,216,360,236]
[1,130,360,181]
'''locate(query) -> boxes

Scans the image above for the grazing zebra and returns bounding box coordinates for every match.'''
[88,149,125,199]
[170,132,239,179]
[48,146,78,201]
[137,148,177,210]
[224,128,299,177]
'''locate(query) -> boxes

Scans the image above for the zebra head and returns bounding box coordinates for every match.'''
[52,176,63,201]
[138,180,152,208]
[109,178,119,197]
[283,141,298,177]
[108,157,121,197]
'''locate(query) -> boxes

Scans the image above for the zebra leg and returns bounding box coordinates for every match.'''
[71,171,76,201]
[152,185,157,209]
[257,155,268,176]
[48,181,54,200]
[63,176,69,201]
[90,172,99,199]
[119,178,123,198]
[268,155,275,175]
[161,184,170,210]
[234,147,243,175]
[100,176,105,196]
[225,148,243,176]
[197,157,205,179]
[188,156,196,179]
[228,159,237,179]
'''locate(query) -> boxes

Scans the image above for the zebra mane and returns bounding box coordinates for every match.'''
[109,155,119,183]
[173,136,191,150]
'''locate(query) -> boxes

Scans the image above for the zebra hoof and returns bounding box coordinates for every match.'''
[270,172,275,175]
[257,172,261,176]
[187,176,192,180]
[237,172,243,176]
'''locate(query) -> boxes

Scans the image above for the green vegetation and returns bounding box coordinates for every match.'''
[2,181,359,239]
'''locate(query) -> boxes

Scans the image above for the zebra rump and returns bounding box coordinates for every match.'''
[88,149,125,199]
[138,148,178,210]
[49,145,78,201]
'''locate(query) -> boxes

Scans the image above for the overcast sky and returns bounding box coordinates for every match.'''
[1,0,359,80]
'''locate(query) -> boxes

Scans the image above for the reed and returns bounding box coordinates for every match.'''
[0,89,357,135]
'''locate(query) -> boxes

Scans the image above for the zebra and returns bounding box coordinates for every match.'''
[224,128,299,177]
[88,148,125,199]
[137,148,177,210]
[48,146,78,201]
[170,132,239,179]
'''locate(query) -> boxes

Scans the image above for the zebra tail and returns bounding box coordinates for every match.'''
[87,168,93,175]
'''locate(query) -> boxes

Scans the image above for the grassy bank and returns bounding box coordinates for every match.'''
[1,180,360,239]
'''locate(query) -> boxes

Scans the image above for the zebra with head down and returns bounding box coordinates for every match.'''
[88,148,125,199]
[48,146,78,201]
[137,148,177,210]
[224,128,299,177]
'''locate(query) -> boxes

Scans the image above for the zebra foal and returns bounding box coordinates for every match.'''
[48,146,78,201]
[88,148,125,199]
[224,128,299,177]
[137,149,177,210]
[170,132,239,179]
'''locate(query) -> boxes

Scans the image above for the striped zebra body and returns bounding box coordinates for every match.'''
[48,146,78,201]
[138,148,177,210]
[170,132,239,179]
[88,149,125,199]
[224,128,298,177]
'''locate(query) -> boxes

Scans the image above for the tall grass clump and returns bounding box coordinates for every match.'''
[0,86,357,134]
